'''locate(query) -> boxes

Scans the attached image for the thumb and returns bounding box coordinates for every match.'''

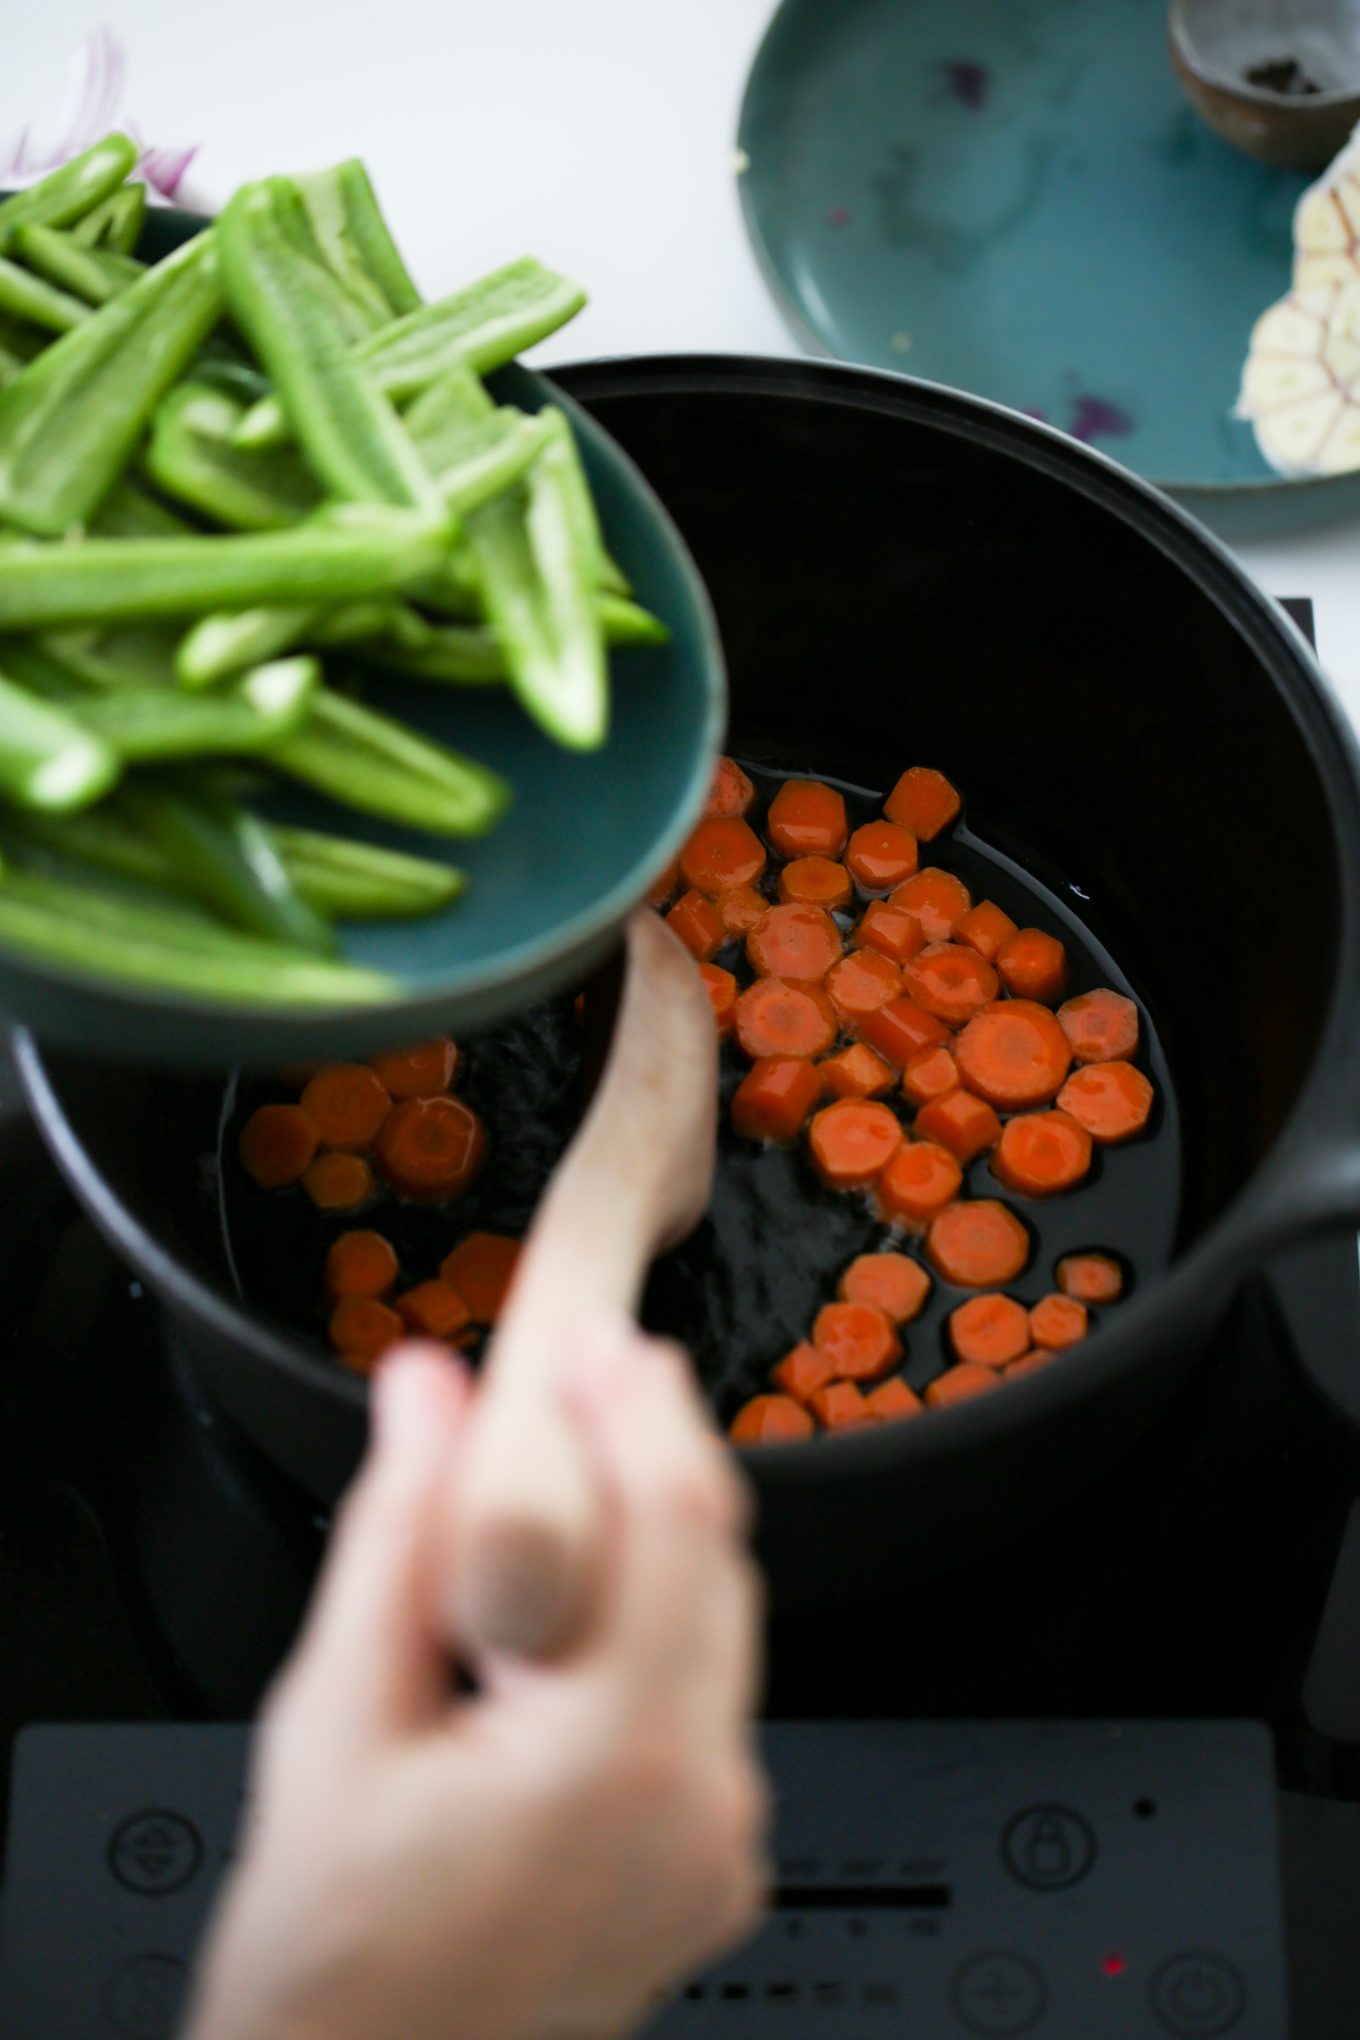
[272,1342,471,1762]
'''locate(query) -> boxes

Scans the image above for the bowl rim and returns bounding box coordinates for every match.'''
[1168,0,1360,112]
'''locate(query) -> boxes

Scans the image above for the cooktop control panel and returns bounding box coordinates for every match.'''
[0,1720,1286,2038]
[652,1721,1287,2038]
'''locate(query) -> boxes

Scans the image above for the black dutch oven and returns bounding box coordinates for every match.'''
[18,356,1360,1607]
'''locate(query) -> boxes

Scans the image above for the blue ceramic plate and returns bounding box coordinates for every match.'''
[738,0,1360,531]
[0,208,725,1067]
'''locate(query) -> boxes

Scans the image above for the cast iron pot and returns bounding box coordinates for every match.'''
[17,357,1360,1608]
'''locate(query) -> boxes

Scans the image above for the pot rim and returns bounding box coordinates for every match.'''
[20,350,1360,1464]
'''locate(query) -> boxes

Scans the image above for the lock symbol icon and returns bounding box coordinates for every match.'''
[1002,1806,1096,1890]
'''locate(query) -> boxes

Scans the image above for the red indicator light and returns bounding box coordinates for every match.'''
[1102,1953,1126,1977]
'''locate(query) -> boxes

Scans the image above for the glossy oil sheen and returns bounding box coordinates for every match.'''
[738,0,1360,530]
[222,761,1180,1419]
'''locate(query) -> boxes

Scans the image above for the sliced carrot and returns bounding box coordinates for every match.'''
[884,766,961,841]
[706,754,755,818]
[731,1055,824,1142]
[813,1301,902,1381]
[1057,1061,1154,1144]
[778,855,853,911]
[717,883,769,938]
[889,867,972,942]
[954,1000,1072,1109]
[914,1087,1003,1164]
[325,1229,399,1301]
[925,1363,1002,1409]
[734,978,838,1060]
[865,1377,925,1423]
[1058,988,1140,1065]
[1029,1293,1089,1349]
[853,900,926,966]
[845,820,919,891]
[904,942,1000,1025]
[878,1140,964,1226]
[992,1110,1093,1196]
[680,815,767,897]
[956,899,1018,964]
[809,1380,875,1431]
[439,1232,522,1324]
[396,1280,473,1341]
[730,1393,814,1444]
[665,888,725,962]
[1056,1251,1124,1304]
[299,1064,391,1150]
[238,1103,318,1189]
[1006,1348,1058,1381]
[328,1296,404,1368]
[376,1095,487,1200]
[302,1151,375,1212]
[698,960,739,1039]
[809,1098,903,1189]
[644,855,681,908]
[826,947,905,1023]
[772,1341,837,1404]
[858,994,951,1066]
[820,1041,895,1100]
[901,1043,958,1108]
[996,927,1067,1004]
[367,1037,458,1100]
[767,778,849,859]
[747,902,843,981]
[839,1251,932,1323]
[949,1293,1030,1368]
[926,1199,1030,1287]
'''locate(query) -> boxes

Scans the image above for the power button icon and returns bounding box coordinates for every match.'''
[1151,1952,1246,2035]
[1001,1805,1097,1891]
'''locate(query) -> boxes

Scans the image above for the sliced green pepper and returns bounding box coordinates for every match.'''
[146,381,321,531]
[307,160,421,316]
[217,178,445,517]
[90,477,196,539]
[0,229,223,535]
[14,223,143,306]
[0,504,448,629]
[268,823,464,918]
[0,662,120,810]
[69,180,147,255]
[119,777,335,952]
[268,684,509,837]
[0,863,395,1003]
[0,256,90,333]
[64,656,317,761]
[0,136,140,255]
[235,257,585,447]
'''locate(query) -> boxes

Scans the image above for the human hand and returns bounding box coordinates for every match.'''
[184,1319,767,2040]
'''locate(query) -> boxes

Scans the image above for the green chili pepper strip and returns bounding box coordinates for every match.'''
[597,592,669,647]
[291,164,406,328]
[0,505,448,629]
[267,823,463,919]
[0,863,396,1003]
[0,229,224,536]
[13,223,141,306]
[0,663,120,810]
[269,686,509,838]
[218,178,445,517]
[175,596,408,689]
[0,802,177,890]
[90,477,195,539]
[318,160,420,316]
[63,656,317,762]
[119,777,336,953]
[146,381,321,532]
[235,257,585,448]
[0,135,140,255]
[69,180,147,255]
[0,255,90,333]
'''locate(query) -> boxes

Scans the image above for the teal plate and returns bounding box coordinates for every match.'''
[0,208,725,1068]
[738,0,1360,533]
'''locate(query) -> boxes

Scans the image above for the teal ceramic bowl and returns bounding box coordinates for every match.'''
[0,206,725,1068]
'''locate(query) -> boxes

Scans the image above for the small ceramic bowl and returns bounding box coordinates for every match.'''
[1169,0,1360,169]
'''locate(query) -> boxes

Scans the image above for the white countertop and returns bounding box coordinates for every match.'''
[6,0,1359,710]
